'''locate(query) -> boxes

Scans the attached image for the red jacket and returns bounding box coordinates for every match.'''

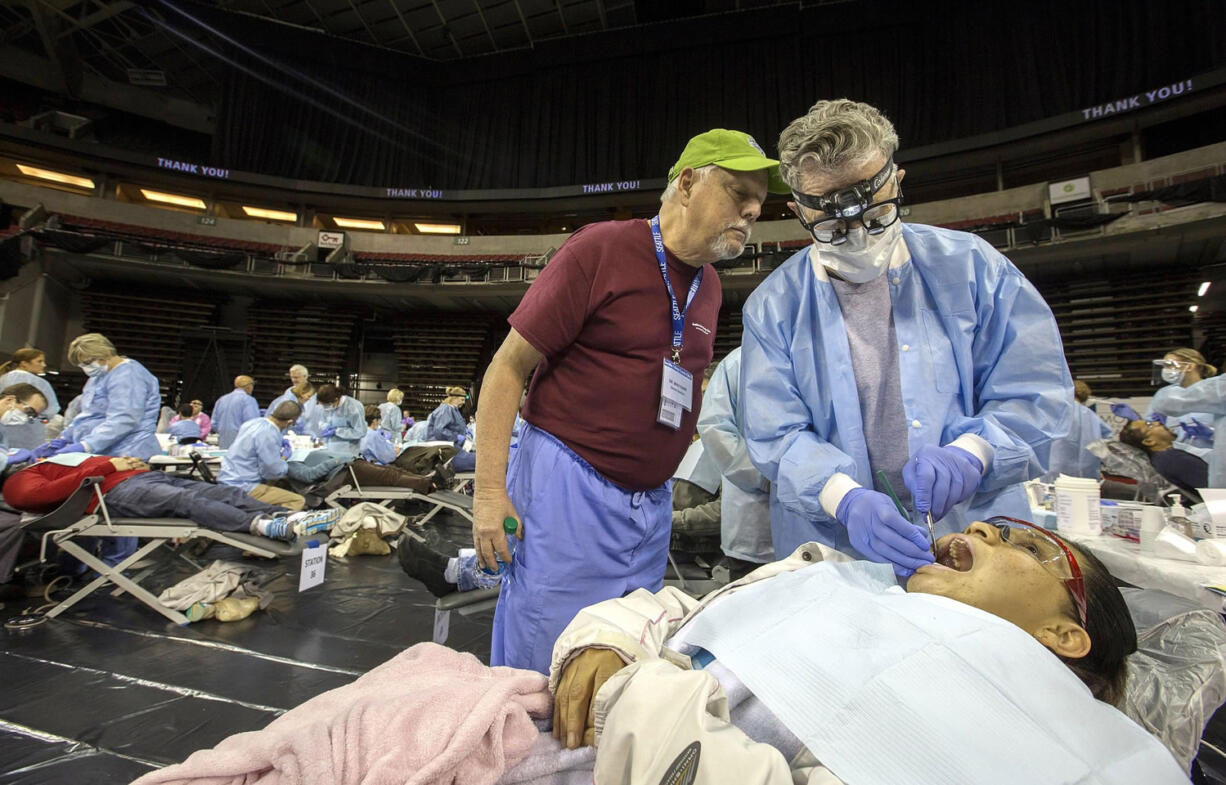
[3,457,148,514]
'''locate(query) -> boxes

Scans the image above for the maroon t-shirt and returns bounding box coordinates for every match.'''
[510,218,721,490]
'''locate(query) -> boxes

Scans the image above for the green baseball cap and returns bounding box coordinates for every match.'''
[668,129,789,194]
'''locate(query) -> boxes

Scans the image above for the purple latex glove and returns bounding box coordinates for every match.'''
[1180,418,1215,442]
[402,416,415,427]
[32,442,60,459]
[836,488,934,577]
[5,448,33,465]
[1146,412,1168,426]
[319,425,337,439]
[280,439,293,460]
[902,445,984,521]
[1110,402,1141,421]
[54,442,86,455]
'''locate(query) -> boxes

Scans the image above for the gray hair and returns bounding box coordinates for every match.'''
[777,99,899,190]
[289,364,309,377]
[270,400,302,421]
[659,164,718,204]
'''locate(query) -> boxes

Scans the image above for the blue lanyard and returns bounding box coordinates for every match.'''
[650,215,703,363]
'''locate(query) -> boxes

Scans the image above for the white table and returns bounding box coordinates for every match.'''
[1060,531,1226,613]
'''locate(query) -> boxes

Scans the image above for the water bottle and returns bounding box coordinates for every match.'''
[479,517,520,576]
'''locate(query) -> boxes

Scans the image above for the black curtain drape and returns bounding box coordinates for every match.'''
[210,0,1226,189]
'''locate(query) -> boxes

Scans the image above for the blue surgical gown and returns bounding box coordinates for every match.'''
[211,388,260,449]
[697,347,774,563]
[404,420,429,445]
[218,417,288,491]
[0,369,59,449]
[320,396,367,459]
[268,389,322,438]
[360,427,396,465]
[167,419,202,441]
[62,359,162,459]
[426,403,467,444]
[1043,403,1111,481]
[378,402,402,434]
[1150,375,1226,489]
[740,224,1073,558]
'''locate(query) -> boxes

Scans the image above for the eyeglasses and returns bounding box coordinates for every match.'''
[791,159,904,245]
[984,516,1087,628]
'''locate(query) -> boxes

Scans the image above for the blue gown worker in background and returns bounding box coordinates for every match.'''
[473,129,784,674]
[211,375,260,448]
[741,99,1072,576]
[217,400,306,510]
[1149,371,1226,489]
[427,386,469,445]
[697,346,774,580]
[1043,380,1111,482]
[361,404,397,465]
[1144,348,1217,456]
[32,332,163,565]
[167,404,203,442]
[379,388,405,436]
[0,347,59,450]
[315,383,366,459]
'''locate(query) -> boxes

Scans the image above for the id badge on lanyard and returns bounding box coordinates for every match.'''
[650,216,701,430]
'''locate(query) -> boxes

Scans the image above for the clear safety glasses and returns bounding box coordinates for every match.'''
[791,159,904,245]
[985,516,1088,628]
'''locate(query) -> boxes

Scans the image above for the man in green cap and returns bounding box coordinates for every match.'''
[460,129,785,675]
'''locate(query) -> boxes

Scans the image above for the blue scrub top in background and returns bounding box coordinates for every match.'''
[378,401,402,434]
[1151,375,1226,489]
[740,224,1073,558]
[211,388,260,448]
[360,427,396,465]
[0,369,60,450]
[62,359,162,459]
[426,402,467,444]
[320,396,366,459]
[1043,403,1111,481]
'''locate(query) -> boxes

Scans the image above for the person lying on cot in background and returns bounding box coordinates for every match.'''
[2,453,340,544]
[547,518,1185,784]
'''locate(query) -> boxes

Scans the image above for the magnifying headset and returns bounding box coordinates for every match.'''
[791,159,904,246]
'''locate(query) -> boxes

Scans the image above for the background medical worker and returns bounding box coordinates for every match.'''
[211,375,260,448]
[741,99,1072,575]
[1149,371,1226,489]
[0,347,58,449]
[697,347,773,579]
[427,386,469,445]
[315,383,366,459]
[1042,380,1111,482]
[361,405,397,465]
[473,129,786,673]
[217,400,306,510]
[379,389,405,435]
[37,332,162,461]
[1145,347,1217,453]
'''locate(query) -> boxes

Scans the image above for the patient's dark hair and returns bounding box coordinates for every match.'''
[177,403,194,418]
[1,383,45,406]
[316,384,339,405]
[1058,542,1137,707]
[1117,421,1150,453]
[365,404,381,425]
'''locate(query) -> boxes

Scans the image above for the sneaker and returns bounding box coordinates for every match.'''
[288,507,342,538]
[396,530,456,598]
[251,515,295,542]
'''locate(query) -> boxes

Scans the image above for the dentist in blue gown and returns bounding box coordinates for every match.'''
[741,99,1073,576]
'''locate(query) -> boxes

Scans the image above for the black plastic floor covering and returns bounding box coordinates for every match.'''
[0,510,490,784]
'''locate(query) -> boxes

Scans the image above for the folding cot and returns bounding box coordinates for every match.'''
[323,463,474,526]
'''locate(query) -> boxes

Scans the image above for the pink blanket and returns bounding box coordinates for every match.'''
[132,643,551,785]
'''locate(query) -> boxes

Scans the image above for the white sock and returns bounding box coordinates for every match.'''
[443,557,460,583]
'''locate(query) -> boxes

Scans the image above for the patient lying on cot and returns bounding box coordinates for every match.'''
[133,520,1187,785]
[2,455,340,542]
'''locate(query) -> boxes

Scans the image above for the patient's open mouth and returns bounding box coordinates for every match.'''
[937,536,975,572]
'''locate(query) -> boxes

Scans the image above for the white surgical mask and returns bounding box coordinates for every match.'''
[1161,367,1185,384]
[818,220,902,284]
[1,409,32,426]
[79,361,107,377]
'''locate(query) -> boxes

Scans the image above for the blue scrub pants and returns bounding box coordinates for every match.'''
[490,423,672,674]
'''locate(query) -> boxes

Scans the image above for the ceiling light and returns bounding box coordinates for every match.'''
[413,222,461,235]
[242,205,297,222]
[16,163,94,190]
[1189,305,1199,313]
[140,188,206,209]
[1199,281,1211,297]
[334,217,386,231]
